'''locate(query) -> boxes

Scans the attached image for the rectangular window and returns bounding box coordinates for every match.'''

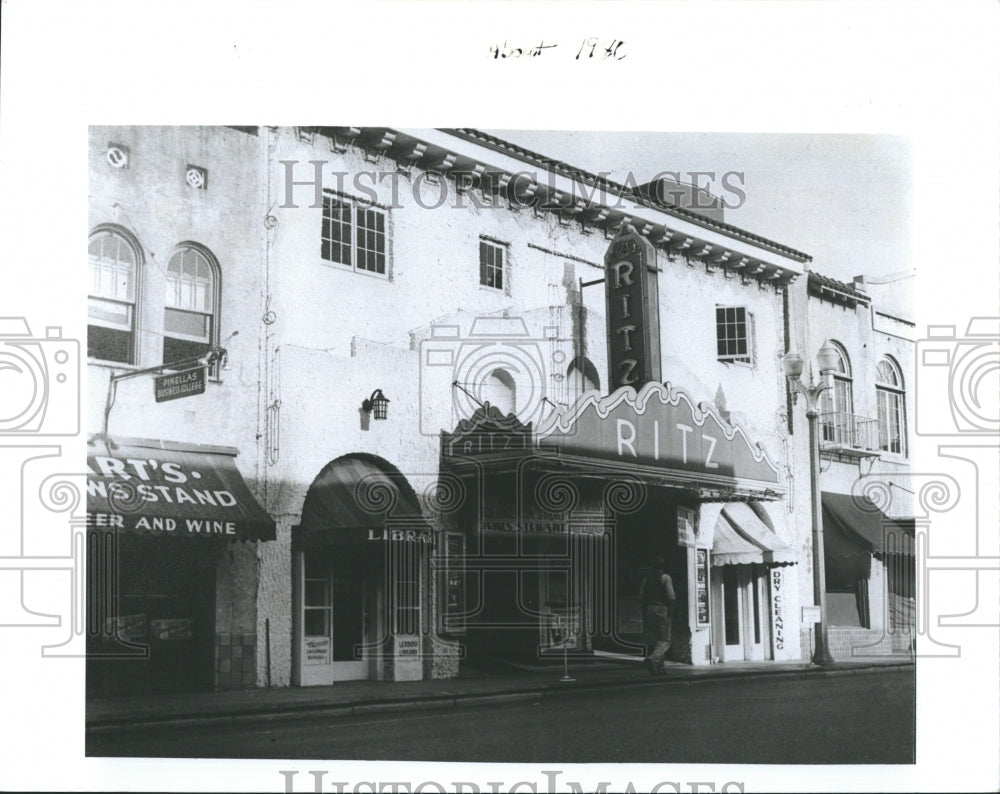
[479,240,504,290]
[391,545,420,635]
[87,300,134,363]
[715,306,754,365]
[878,388,905,455]
[88,231,137,364]
[393,573,420,635]
[356,208,386,274]
[303,557,332,640]
[321,194,387,275]
[821,379,854,444]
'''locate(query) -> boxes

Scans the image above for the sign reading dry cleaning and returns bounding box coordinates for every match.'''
[155,367,206,402]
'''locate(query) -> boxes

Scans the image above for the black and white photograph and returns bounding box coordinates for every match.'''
[81,125,918,766]
[1,2,998,792]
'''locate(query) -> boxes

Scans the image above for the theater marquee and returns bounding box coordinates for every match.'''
[536,381,783,493]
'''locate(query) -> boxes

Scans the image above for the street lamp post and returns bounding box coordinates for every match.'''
[782,341,840,666]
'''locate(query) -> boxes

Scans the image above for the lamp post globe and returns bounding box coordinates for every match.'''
[784,348,836,666]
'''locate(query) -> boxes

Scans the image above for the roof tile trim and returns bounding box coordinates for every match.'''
[444,127,813,263]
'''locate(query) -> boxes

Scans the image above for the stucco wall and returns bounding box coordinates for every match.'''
[89,126,915,682]
[89,126,274,689]
[786,274,916,656]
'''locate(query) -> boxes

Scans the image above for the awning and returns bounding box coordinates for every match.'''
[712,503,796,566]
[87,436,276,541]
[295,454,430,548]
[712,513,763,565]
[822,492,915,556]
[722,503,797,564]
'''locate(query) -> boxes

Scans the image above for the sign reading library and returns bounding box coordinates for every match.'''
[604,223,661,389]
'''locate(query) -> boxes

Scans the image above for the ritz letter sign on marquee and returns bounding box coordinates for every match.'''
[604,223,661,390]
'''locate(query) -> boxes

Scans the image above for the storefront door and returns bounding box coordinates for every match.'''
[87,534,217,696]
[331,570,367,680]
[720,566,745,661]
[713,565,771,662]
[299,553,368,683]
[745,567,768,661]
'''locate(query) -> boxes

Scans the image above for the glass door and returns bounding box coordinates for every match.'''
[331,569,367,680]
[746,566,770,661]
[721,566,745,661]
[299,552,368,685]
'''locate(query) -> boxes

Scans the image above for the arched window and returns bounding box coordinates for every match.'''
[566,356,601,399]
[164,244,219,365]
[819,342,853,443]
[876,356,906,455]
[88,227,140,363]
[481,368,516,416]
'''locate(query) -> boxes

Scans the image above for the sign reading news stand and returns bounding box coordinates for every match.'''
[86,437,277,541]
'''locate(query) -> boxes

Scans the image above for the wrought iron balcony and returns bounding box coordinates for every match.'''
[819,411,881,458]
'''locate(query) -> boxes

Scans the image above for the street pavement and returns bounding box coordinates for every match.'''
[87,656,914,762]
[87,667,915,763]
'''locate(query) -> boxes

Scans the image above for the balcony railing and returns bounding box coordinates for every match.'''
[819,411,881,457]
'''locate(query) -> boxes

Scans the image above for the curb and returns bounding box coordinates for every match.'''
[86,661,913,736]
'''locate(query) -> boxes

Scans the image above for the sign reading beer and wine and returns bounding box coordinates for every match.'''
[86,438,277,541]
[604,224,661,390]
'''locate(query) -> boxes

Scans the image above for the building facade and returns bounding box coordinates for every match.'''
[787,271,916,660]
[86,126,915,695]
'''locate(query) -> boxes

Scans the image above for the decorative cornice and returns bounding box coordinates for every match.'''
[441,127,813,264]
[297,126,811,283]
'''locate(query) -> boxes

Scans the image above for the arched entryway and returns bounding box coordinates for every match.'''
[292,454,430,684]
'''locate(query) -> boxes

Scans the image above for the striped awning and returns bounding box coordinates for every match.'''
[712,503,796,567]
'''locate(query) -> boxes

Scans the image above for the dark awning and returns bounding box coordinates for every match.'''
[295,455,430,548]
[87,436,276,541]
[821,492,915,557]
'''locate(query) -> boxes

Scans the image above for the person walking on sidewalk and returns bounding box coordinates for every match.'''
[640,556,676,675]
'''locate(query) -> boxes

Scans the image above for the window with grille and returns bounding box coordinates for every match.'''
[303,556,332,643]
[877,357,906,455]
[88,229,139,364]
[479,239,505,290]
[715,306,754,365]
[391,545,421,635]
[321,194,387,275]
[164,245,217,367]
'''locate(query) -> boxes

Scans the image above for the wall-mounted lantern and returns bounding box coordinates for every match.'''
[362,389,390,421]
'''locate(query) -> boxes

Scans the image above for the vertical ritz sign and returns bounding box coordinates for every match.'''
[604,224,661,390]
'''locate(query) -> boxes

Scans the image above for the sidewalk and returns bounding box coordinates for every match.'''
[87,654,914,735]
